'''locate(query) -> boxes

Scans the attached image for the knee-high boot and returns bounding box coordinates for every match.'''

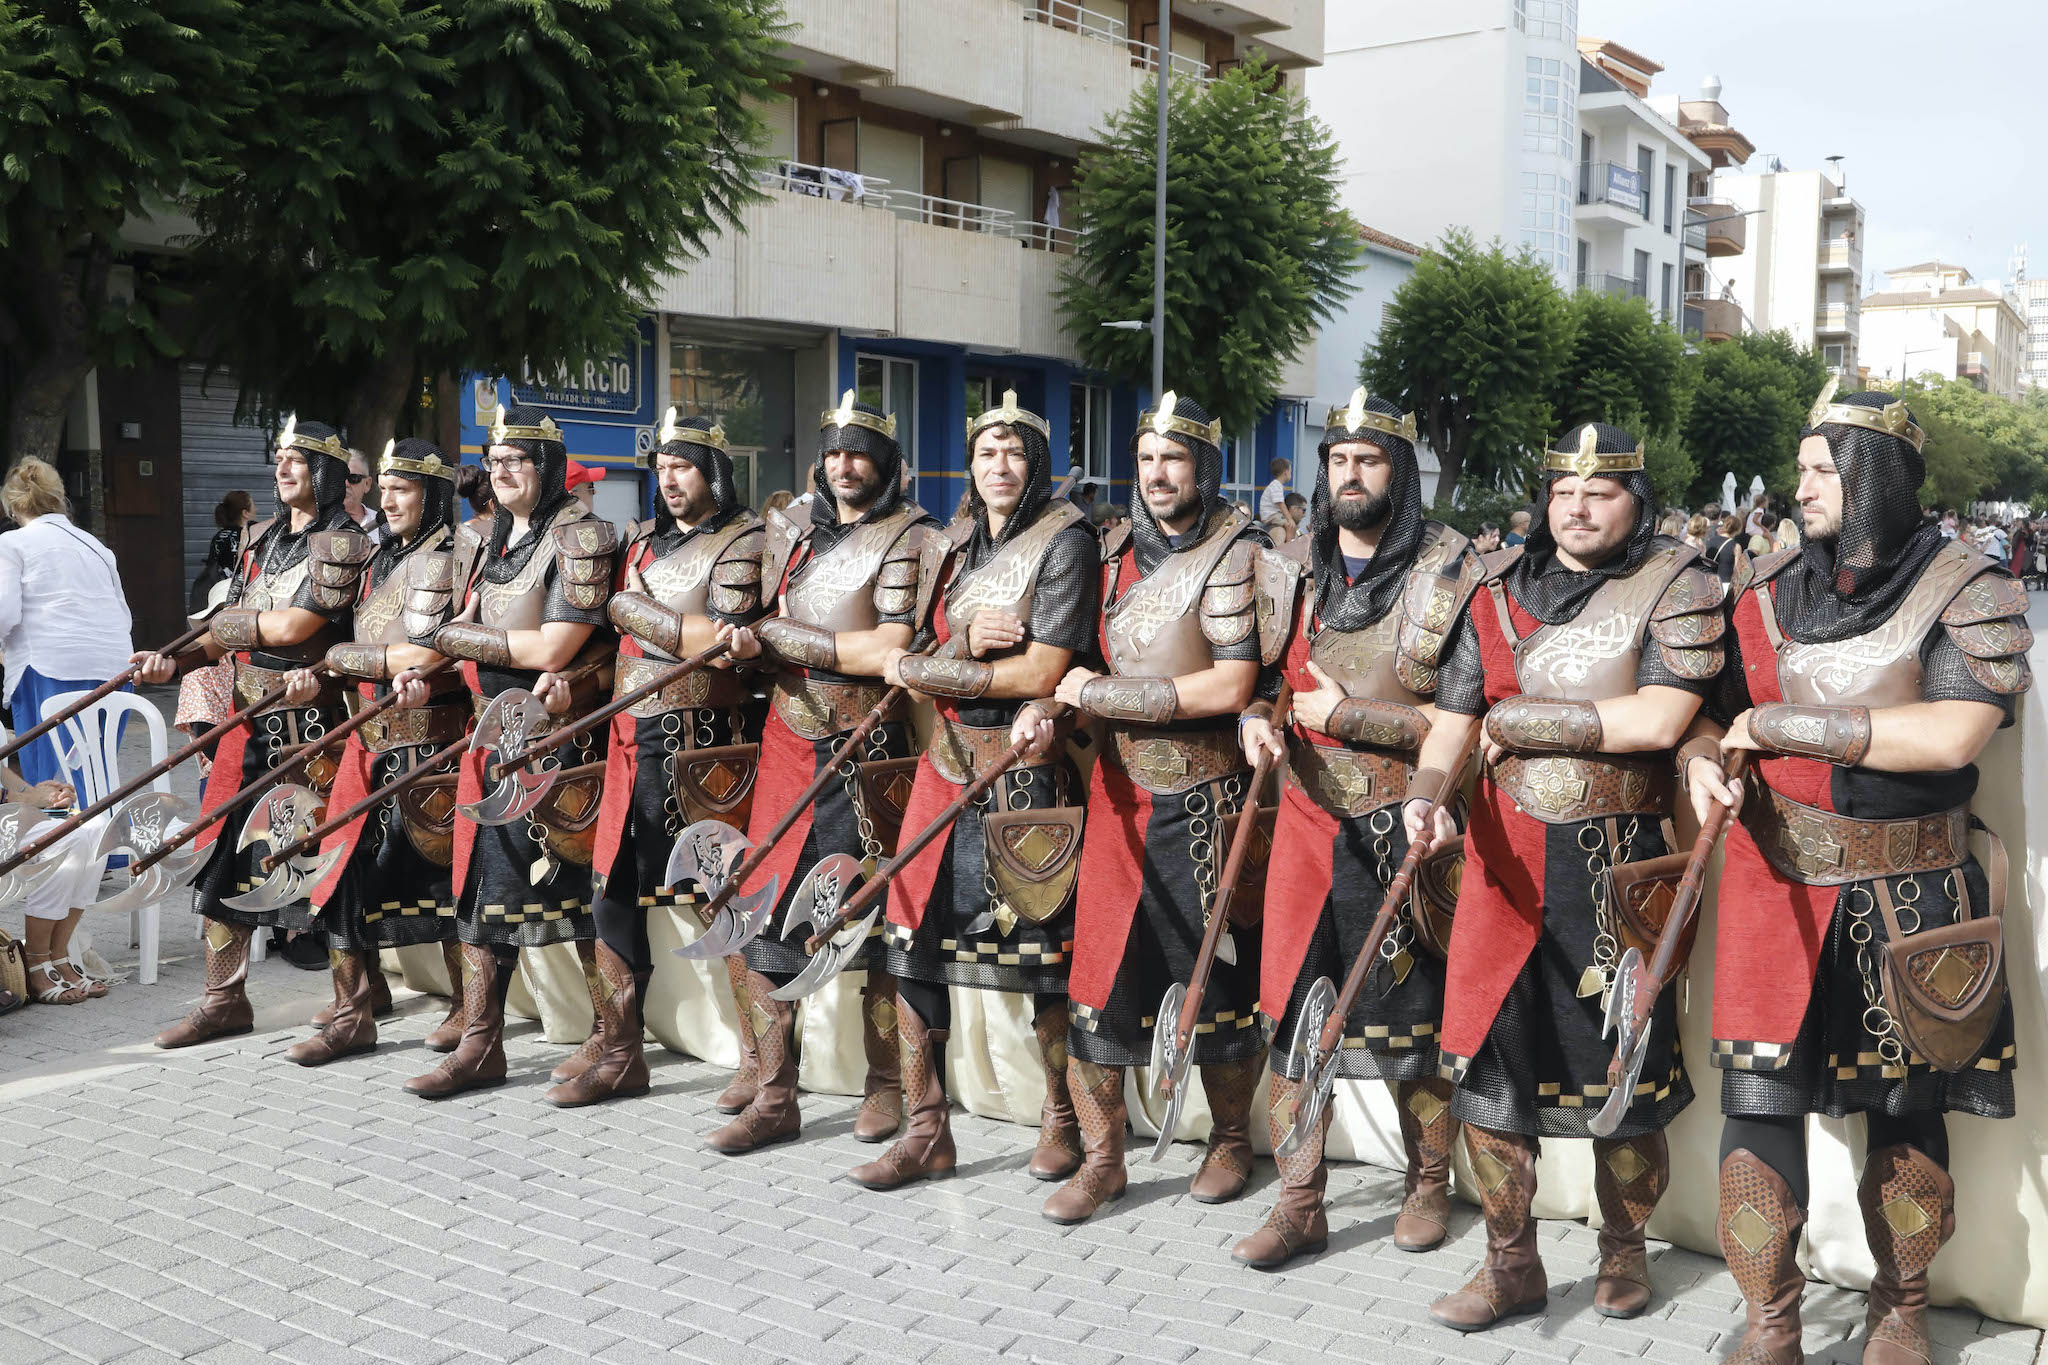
[312,952,392,1026]
[550,939,606,1084]
[1027,1001,1082,1181]
[424,941,466,1052]
[1042,1059,1127,1224]
[286,949,380,1065]
[706,970,801,1153]
[404,945,510,1099]
[1189,1055,1262,1203]
[854,972,904,1142]
[1592,1131,1669,1318]
[1393,1076,1458,1251]
[715,952,761,1114]
[848,996,955,1189]
[1430,1126,1548,1331]
[1718,1148,1807,1365]
[1232,1073,1329,1268]
[1859,1145,1955,1365]
[155,920,255,1048]
[543,943,652,1108]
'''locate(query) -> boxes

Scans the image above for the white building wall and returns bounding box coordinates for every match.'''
[1572,83,1707,323]
[1859,303,1960,387]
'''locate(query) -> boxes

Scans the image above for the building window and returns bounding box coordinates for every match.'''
[1522,57,1576,159]
[1513,0,1578,41]
[1823,344,1845,367]
[1633,248,1651,299]
[1635,147,1655,222]
[856,353,918,478]
[1661,263,1674,319]
[1068,381,1110,483]
[1663,166,1676,233]
[1520,170,1573,278]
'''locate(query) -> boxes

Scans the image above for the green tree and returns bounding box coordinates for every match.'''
[1677,329,1826,502]
[1550,291,1685,440]
[0,0,255,462]
[1362,231,1573,505]
[194,1,785,452]
[1058,58,1356,439]
[1895,377,2043,509]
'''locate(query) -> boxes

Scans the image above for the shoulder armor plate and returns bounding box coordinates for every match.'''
[1253,544,1306,666]
[1941,570,2032,685]
[1940,571,2030,626]
[1101,522,1131,562]
[1200,538,1259,648]
[1479,545,1524,582]
[1396,528,1485,689]
[306,528,373,608]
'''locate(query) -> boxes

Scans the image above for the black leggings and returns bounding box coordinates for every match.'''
[1721,1111,1950,1209]
[595,893,654,973]
[896,977,1066,1033]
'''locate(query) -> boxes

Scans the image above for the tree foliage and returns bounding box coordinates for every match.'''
[1361,231,1573,505]
[1058,58,1356,439]
[1896,377,2048,511]
[1550,291,1685,440]
[0,0,255,461]
[1676,329,1826,503]
[193,0,786,451]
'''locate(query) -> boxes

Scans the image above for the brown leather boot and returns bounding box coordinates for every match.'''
[1859,1145,1955,1365]
[1027,1002,1082,1181]
[1593,1131,1669,1318]
[404,944,509,1099]
[853,973,903,1142]
[849,996,955,1189]
[1233,1073,1329,1269]
[707,970,801,1153]
[1189,1055,1262,1203]
[1042,1059,1127,1224]
[424,941,466,1052]
[715,951,761,1114]
[155,919,256,1048]
[1718,1148,1807,1365]
[285,949,380,1065]
[543,944,652,1108]
[1393,1076,1458,1252]
[550,939,605,1084]
[1430,1126,1548,1331]
[312,954,392,1027]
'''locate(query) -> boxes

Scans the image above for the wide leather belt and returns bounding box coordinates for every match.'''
[927,717,1049,785]
[772,676,898,741]
[613,653,745,719]
[1489,752,1673,825]
[343,694,468,752]
[1289,742,1411,818]
[1108,725,1243,796]
[234,662,338,713]
[1743,779,1969,887]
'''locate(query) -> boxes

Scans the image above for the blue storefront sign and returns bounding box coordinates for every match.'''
[461,317,658,472]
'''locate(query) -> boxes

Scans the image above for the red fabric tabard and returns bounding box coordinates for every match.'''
[1259,778,1337,1021]
[194,724,251,853]
[449,742,486,899]
[1437,583,1549,1062]
[1710,582,1839,1049]
[885,755,954,932]
[309,725,375,910]
[1067,750,1154,1011]
[589,625,650,884]
[740,708,818,902]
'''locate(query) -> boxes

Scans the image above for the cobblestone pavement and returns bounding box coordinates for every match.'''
[0,690,2038,1365]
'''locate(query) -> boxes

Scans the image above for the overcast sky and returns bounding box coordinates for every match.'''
[1578,0,2042,293]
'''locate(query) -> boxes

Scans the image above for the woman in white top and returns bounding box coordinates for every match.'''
[0,458,135,1003]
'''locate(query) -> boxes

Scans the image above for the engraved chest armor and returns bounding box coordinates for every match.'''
[942,502,1083,654]
[477,505,598,631]
[635,514,760,618]
[1766,546,1980,709]
[237,523,338,665]
[353,558,412,646]
[1509,544,1685,703]
[1102,512,1245,679]
[783,506,924,634]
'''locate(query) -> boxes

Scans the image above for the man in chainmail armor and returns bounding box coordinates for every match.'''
[1684,386,2028,1365]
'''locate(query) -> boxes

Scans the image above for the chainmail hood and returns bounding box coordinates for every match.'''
[486,403,573,557]
[1309,395,1425,632]
[654,414,742,535]
[1127,392,1227,575]
[963,414,1053,553]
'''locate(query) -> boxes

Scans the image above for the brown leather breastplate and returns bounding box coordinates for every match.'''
[239,541,339,664]
[477,506,595,631]
[353,563,410,645]
[1102,511,1246,678]
[941,502,1082,652]
[1506,544,1687,702]
[1761,544,1980,708]
[1311,612,1423,708]
[783,506,922,633]
[632,514,759,618]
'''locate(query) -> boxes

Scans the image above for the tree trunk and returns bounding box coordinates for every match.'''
[342,341,418,459]
[3,239,108,466]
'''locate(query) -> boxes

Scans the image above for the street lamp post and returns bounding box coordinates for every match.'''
[1152,1,1170,400]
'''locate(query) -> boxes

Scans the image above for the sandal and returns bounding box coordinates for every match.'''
[26,955,89,1005]
[54,960,108,1000]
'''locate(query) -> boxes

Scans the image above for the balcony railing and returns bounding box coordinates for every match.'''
[1684,219,1708,251]
[1686,291,1746,340]
[1579,161,1647,214]
[757,160,892,208]
[1024,0,1128,44]
[1578,271,1648,300]
[1816,303,1858,332]
[1819,238,1862,271]
[1132,41,1211,81]
[1013,220,1078,253]
[1689,198,1745,255]
[1682,303,1706,340]
[886,189,1018,234]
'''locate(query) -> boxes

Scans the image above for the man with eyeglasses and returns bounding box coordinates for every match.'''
[392,403,618,1100]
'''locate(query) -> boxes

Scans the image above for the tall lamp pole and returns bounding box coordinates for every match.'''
[1152,1,1170,399]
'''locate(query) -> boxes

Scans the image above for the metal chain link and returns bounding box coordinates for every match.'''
[1582,815,1640,996]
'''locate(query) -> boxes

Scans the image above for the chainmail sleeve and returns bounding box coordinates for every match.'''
[1635,630,1717,697]
[540,555,611,627]
[1922,626,2017,723]
[1432,614,1487,717]
[1026,523,1101,653]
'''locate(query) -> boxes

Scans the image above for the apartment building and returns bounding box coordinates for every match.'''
[1860,262,2029,399]
[464,0,1329,524]
[1572,39,1707,329]
[1695,161,1868,378]
[1649,76,1757,347]
[2020,274,2048,391]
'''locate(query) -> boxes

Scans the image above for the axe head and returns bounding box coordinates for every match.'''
[0,802,64,912]
[769,902,881,1001]
[672,878,780,962]
[223,843,345,915]
[781,853,862,942]
[1590,947,1651,1138]
[236,784,324,855]
[1146,981,1190,1162]
[81,792,199,912]
[459,690,555,825]
[666,819,752,898]
[1274,976,1338,1159]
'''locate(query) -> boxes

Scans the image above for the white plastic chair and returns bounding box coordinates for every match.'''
[41,689,173,984]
